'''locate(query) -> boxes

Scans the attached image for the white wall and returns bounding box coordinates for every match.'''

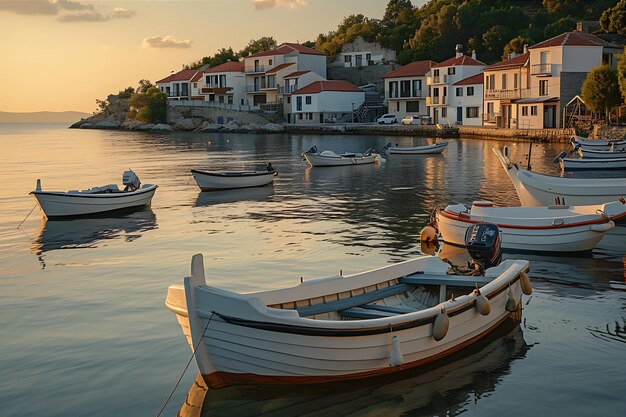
[297,54,327,78]
[291,91,364,114]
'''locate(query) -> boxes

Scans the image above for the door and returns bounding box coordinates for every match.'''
[457,107,463,124]
[502,105,510,128]
[433,109,439,124]
[544,105,556,128]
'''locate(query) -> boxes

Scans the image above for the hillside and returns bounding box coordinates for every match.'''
[0,111,91,123]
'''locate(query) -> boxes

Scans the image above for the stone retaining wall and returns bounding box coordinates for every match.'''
[458,126,574,142]
[591,125,626,139]
[167,101,274,126]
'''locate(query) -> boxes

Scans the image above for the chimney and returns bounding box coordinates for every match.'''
[523,44,529,54]
[471,50,476,60]
[455,44,463,58]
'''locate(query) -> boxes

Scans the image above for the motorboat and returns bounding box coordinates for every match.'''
[192,165,277,191]
[560,157,626,171]
[30,170,157,218]
[388,142,448,154]
[571,135,626,151]
[165,224,532,389]
[494,147,626,206]
[436,200,622,253]
[302,145,388,167]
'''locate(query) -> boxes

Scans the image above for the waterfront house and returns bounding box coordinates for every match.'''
[383,60,436,120]
[198,61,246,107]
[450,73,484,126]
[156,69,202,100]
[290,80,364,124]
[243,43,327,110]
[331,36,396,68]
[426,46,485,125]
[280,70,325,123]
[482,51,530,128]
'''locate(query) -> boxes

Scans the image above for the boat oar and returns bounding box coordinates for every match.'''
[551,151,568,164]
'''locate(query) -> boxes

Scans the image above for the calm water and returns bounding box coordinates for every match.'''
[0,123,624,417]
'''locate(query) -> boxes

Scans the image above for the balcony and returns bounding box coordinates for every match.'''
[427,74,447,85]
[485,89,521,100]
[246,84,266,93]
[531,63,552,76]
[200,87,232,94]
[387,90,424,99]
[244,65,267,73]
[278,85,299,94]
[261,81,277,90]
[426,96,446,106]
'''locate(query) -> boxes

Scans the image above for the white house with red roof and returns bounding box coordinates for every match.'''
[290,80,365,124]
[156,69,203,100]
[517,30,622,129]
[382,60,436,120]
[426,45,485,125]
[243,43,327,109]
[198,61,246,107]
[280,70,325,123]
[449,73,484,126]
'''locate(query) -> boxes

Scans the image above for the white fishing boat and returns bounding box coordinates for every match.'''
[388,142,448,154]
[192,167,277,191]
[302,145,388,167]
[30,170,157,218]
[560,157,626,171]
[165,225,532,389]
[494,147,626,206]
[577,147,626,159]
[436,200,622,253]
[572,135,626,151]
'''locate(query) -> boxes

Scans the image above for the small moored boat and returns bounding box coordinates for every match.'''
[302,145,388,167]
[165,224,531,389]
[576,147,626,159]
[30,170,157,218]
[560,157,626,171]
[494,147,626,206]
[388,142,448,154]
[571,136,626,151]
[192,165,277,191]
[436,200,623,253]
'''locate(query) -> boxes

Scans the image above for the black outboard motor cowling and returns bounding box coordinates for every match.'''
[464,223,502,272]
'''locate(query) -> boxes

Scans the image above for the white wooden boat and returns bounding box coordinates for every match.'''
[494,147,626,206]
[30,171,157,218]
[388,142,448,154]
[304,150,378,167]
[572,135,626,151]
[192,168,277,191]
[436,201,621,253]
[609,281,626,290]
[577,147,626,159]
[165,252,530,389]
[561,157,626,171]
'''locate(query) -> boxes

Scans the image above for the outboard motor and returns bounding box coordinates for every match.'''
[122,169,141,191]
[464,223,502,274]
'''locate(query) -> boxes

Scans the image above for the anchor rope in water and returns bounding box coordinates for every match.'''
[17,204,38,229]
[154,311,215,417]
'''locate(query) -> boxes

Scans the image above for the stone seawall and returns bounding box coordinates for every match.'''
[458,126,574,142]
[285,124,454,137]
[592,125,626,139]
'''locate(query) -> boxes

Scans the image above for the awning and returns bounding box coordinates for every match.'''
[515,97,559,104]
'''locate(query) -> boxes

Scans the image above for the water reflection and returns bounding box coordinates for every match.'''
[194,187,275,207]
[178,324,529,417]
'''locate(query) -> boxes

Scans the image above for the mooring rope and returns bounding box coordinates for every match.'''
[154,311,215,417]
[17,204,37,229]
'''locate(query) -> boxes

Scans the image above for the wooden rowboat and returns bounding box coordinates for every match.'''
[560,157,626,171]
[572,135,626,151]
[436,200,623,253]
[191,169,277,191]
[576,147,626,159]
[388,142,448,154]
[165,252,530,389]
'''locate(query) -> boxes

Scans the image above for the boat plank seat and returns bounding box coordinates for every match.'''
[339,307,398,320]
[360,304,415,314]
[295,283,413,317]
[399,274,493,287]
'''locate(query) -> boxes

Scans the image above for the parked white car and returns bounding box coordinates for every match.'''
[401,115,421,125]
[376,114,398,124]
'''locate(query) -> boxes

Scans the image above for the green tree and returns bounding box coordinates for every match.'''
[501,36,532,60]
[382,0,414,26]
[118,86,134,99]
[137,79,154,94]
[129,87,167,124]
[581,65,621,122]
[616,53,626,101]
[601,0,626,34]
[239,36,278,57]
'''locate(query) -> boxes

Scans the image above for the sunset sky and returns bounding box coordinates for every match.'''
[0,0,423,113]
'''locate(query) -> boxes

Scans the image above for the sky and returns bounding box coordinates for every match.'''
[0,0,413,113]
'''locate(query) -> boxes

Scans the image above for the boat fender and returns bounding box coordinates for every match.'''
[520,271,533,295]
[505,287,518,312]
[389,335,404,367]
[432,307,449,341]
[474,288,491,316]
[420,224,437,243]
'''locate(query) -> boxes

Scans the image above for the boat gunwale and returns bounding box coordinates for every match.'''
[191,169,277,178]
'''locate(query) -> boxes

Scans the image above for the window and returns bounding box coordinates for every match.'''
[193,83,197,88]
[400,80,411,97]
[206,76,210,85]
[219,75,226,87]
[467,86,474,96]
[531,106,538,116]
[396,101,400,111]
[296,96,302,111]
[441,107,447,117]
[448,67,456,75]
[366,53,371,62]
[305,96,312,105]
[269,59,273,66]
[502,74,507,90]
[406,101,419,112]
[514,73,518,89]
[389,81,398,98]
[241,99,245,105]
[287,96,291,104]
[344,55,352,63]
[219,95,224,103]
[412,79,421,97]
[466,107,479,118]
[539,80,548,96]
[456,87,463,97]
[228,96,233,104]
[487,74,495,90]
[522,106,528,116]
[434,69,440,76]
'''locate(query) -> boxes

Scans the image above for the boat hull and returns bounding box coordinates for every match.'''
[388,142,448,154]
[561,157,626,171]
[573,136,626,151]
[192,169,276,191]
[304,153,376,167]
[31,186,157,218]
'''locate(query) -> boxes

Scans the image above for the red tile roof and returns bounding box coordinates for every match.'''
[203,61,244,74]
[284,70,311,78]
[383,60,437,78]
[530,31,621,49]
[293,80,361,95]
[191,71,203,82]
[483,53,529,71]
[265,63,294,74]
[246,43,324,58]
[156,69,200,84]
[432,55,485,69]
[453,73,484,86]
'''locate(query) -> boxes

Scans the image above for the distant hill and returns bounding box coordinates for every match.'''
[0,111,91,123]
